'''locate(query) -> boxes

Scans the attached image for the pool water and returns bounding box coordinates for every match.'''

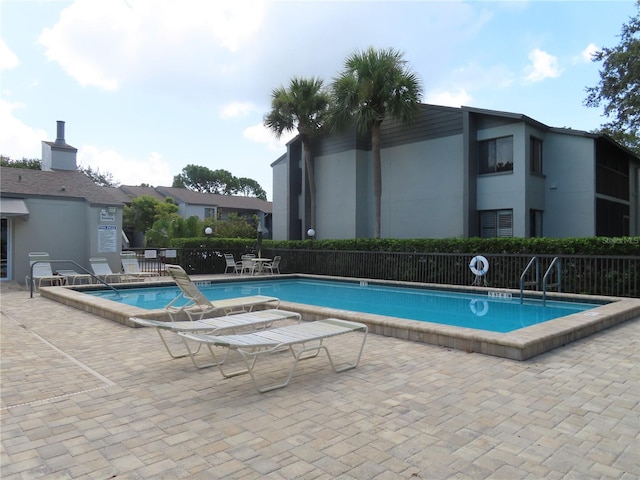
[87,278,603,333]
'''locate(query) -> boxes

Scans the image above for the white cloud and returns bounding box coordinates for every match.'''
[220,102,256,120]
[523,48,561,83]
[581,43,599,63]
[0,99,48,159]
[78,146,174,187]
[425,89,473,108]
[38,0,266,90]
[0,38,20,71]
[243,122,295,153]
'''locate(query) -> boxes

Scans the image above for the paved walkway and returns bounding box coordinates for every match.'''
[1,282,638,479]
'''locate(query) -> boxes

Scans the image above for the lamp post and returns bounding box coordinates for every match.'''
[257,223,263,258]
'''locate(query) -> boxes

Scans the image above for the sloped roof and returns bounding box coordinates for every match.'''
[118,185,165,202]
[127,186,272,213]
[0,167,123,205]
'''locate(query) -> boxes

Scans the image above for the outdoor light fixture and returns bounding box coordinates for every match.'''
[204,227,213,235]
[307,228,315,238]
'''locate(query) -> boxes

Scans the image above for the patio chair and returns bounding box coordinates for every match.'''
[263,255,281,274]
[25,252,65,291]
[90,257,133,283]
[240,257,257,276]
[179,318,368,393]
[120,251,157,280]
[224,253,241,274]
[164,264,279,320]
[129,308,301,368]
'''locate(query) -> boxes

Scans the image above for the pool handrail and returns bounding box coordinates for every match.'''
[29,259,121,299]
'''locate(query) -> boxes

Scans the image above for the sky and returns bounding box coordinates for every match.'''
[0,0,637,200]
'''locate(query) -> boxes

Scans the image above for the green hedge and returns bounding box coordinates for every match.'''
[171,236,640,256]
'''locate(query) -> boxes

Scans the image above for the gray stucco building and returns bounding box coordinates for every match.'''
[272,104,640,240]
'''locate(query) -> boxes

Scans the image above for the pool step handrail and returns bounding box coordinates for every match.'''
[519,257,540,303]
[29,259,121,299]
[542,257,561,305]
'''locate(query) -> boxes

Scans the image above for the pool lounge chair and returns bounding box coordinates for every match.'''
[129,308,301,368]
[179,318,368,393]
[164,264,280,320]
[90,257,134,283]
[25,252,65,291]
[120,251,158,280]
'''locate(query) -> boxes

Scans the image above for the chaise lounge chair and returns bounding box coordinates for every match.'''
[129,308,302,368]
[179,318,368,393]
[25,252,65,291]
[90,257,134,283]
[120,251,158,280]
[164,264,280,320]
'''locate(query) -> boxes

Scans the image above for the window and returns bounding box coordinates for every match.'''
[479,136,513,174]
[529,209,543,237]
[480,210,513,238]
[204,207,216,219]
[530,137,543,174]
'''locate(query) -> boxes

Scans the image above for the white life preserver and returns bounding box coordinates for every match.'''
[469,299,489,316]
[469,255,489,276]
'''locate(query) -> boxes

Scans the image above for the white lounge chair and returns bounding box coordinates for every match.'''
[164,264,279,320]
[129,308,301,368]
[25,252,65,291]
[179,318,368,393]
[90,257,133,283]
[55,269,94,285]
[120,251,157,280]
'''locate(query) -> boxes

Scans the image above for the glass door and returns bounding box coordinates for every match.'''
[1,218,8,279]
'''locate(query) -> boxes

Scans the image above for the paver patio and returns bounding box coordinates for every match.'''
[1,282,638,479]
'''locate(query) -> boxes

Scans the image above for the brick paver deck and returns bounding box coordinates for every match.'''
[1,283,638,479]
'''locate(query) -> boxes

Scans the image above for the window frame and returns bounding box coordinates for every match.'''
[480,209,513,238]
[530,136,543,175]
[478,136,514,174]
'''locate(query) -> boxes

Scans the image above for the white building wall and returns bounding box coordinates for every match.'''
[382,135,464,238]
[543,133,596,237]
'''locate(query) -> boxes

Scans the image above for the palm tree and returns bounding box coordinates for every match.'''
[264,77,331,235]
[331,47,423,238]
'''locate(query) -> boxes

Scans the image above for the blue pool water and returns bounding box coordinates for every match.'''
[86,278,603,333]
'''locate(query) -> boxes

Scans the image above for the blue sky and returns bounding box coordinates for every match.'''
[0,0,636,200]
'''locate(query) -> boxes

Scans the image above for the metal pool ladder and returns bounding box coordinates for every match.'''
[520,256,561,305]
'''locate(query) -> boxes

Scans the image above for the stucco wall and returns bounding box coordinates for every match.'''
[543,133,596,237]
[381,135,464,238]
[271,160,289,240]
[11,198,123,285]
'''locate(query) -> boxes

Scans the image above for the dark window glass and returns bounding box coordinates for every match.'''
[530,137,543,174]
[479,136,513,174]
[480,210,513,238]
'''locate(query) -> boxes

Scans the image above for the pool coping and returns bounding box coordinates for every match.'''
[38,273,640,361]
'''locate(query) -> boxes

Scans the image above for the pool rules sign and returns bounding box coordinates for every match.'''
[98,225,117,253]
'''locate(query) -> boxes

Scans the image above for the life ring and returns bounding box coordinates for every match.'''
[469,299,489,316]
[469,255,489,276]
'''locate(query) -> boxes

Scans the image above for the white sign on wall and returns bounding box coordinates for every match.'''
[98,225,118,253]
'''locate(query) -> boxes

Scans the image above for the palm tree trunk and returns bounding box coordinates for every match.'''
[303,140,316,232]
[372,122,382,238]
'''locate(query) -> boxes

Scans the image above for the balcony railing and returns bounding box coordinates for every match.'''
[127,248,640,298]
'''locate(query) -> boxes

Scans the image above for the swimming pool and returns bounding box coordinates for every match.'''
[86,278,600,334]
[40,274,640,360]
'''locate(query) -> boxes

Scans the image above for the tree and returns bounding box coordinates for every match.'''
[123,195,178,234]
[0,156,41,169]
[331,47,422,238]
[173,165,267,200]
[264,77,331,233]
[235,177,268,200]
[585,1,640,155]
[78,165,119,187]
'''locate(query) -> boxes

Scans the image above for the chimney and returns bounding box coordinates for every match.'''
[55,120,66,145]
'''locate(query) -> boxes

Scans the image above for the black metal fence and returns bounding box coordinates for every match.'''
[131,248,640,298]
